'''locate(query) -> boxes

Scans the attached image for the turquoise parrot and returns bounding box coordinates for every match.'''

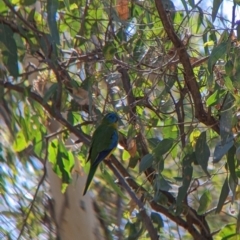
[83,112,119,195]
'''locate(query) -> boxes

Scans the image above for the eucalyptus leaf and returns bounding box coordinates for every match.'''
[13,130,30,152]
[213,138,234,163]
[206,89,226,107]
[176,154,193,207]
[48,139,73,185]
[139,154,154,173]
[212,0,223,22]
[208,41,227,72]
[154,138,173,156]
[151,212,164,228]
[195,131,210,177]
[227,146,237,184]
[43,83,58,104]
[229,174,237,203]
[197,190,212,215]
[215,176,229,213]
[215,223,236,239]
[0,24,18,77]
[47,0,60,45]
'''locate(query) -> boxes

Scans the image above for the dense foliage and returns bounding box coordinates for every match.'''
[1,0,240,239]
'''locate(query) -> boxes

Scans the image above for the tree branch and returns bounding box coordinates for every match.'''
[107,161,159,240]
[154,0,219,134]
[150,201,205,240]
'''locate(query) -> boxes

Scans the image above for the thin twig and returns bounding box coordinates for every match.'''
[17,138,49,239]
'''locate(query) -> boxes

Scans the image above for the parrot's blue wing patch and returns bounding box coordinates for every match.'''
[109,130,118,149]
[92,130,118,167]
[93,149,114,167]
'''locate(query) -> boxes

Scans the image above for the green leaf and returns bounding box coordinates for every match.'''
[48,139,74,185]
[208,41,227,73]
[122,150,130,161]
[0,24,19,77]
[33,130,43,157]
[63,0,70,11]
[139,154,154,173]
[21,0,36,6]
[215,176,229,213]
[19,116,31,142]
[127,124,137,138]
[206,89,226,107]
[47,0,60,45]
[227,146,237,184]
[133,39,145,61]
[154,138,173,156]
[151,212,164,228]
[225,60,234,76]
[229,174,237,202]
[102,170,126,199]
[160,75,176,98]
[39,34,57,58]
[156,155,164,172]
[207,73,214,88]
[196,7,204,33]
[43,83,58,104]
[0,1,7,13]
[176,154,193,208]
[216,223,236,238]
[13,130,30,152]
[212,0,223,22]
[197,190,212,214]
[237,210,240,234]
[180,0,188,15]
[163,117,178,139]
[195,131,210,177]
[67,111,81,125]
[220,94,234,144]
[125,221,143,240]
[65,150,74,173]
[236,169,240,178]
[224,76,234,91]
[128,155,139,169]
[236,147,240,164]
[103,42,116,61]
[188,0,195,7]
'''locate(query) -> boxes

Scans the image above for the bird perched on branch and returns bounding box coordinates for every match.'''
[83,112,119,195]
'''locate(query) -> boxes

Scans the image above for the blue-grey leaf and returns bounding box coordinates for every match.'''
[139,154,154,173]
[47,0,60,45]
[195,131,210,177]
[213,137,234,163]
[0,24,18,77]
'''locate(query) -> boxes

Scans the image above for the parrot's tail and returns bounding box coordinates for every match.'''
[83,164,98,195]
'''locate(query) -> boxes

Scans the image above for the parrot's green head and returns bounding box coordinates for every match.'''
[102,112,119,127]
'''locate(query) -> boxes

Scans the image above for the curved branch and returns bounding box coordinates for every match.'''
[150,201,205,240]
[154,0,219,134]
